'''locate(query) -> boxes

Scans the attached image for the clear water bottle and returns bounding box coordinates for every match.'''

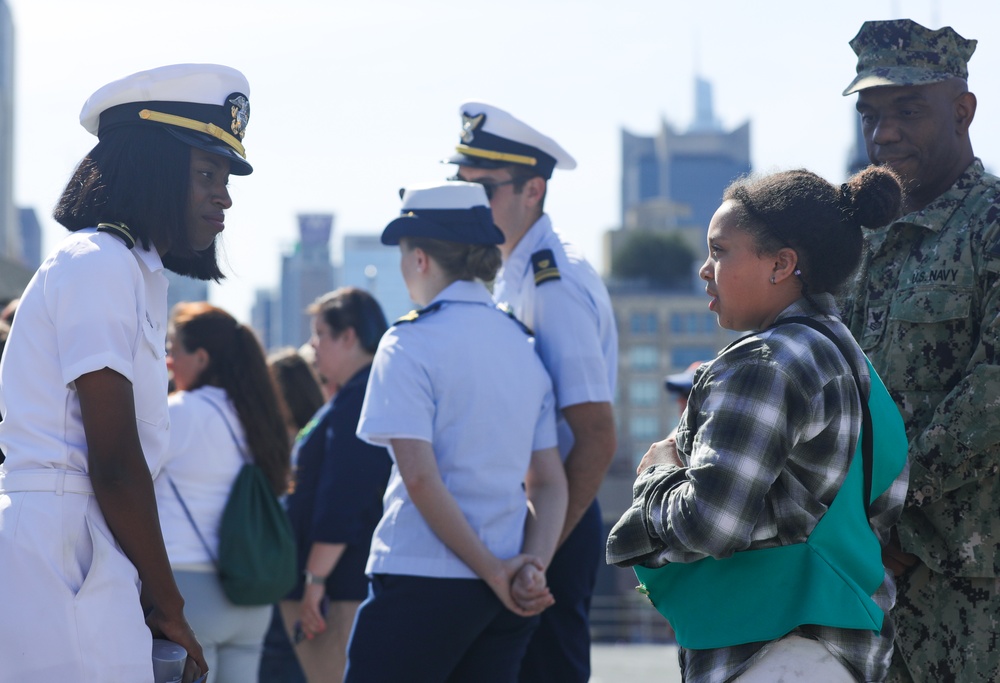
[151,638,187,683]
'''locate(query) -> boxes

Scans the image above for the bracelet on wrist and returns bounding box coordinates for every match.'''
[304,570,328,586]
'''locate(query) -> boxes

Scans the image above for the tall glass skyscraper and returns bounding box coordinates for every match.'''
[620,77,750,232]
[0,0,18,262]
[279,214,336,348]
[340,233,412,323]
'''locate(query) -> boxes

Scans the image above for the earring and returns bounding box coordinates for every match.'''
[794,269,802,276]
[769,275,776,285]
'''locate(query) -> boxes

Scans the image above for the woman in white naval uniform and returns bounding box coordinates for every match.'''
[344,182,568,683]
[0,64,254,682]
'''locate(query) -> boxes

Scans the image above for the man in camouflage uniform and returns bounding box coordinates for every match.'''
[842,19,1000,682]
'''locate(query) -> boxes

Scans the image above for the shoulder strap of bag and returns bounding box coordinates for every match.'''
[165,391,248,568]
[198,392,251,463]
[766,316,874,520]
[166,474,219,567]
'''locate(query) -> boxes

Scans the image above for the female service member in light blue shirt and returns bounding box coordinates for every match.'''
[345,181,567,683]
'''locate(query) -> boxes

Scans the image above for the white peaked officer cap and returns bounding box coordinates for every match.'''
[382,181,505,246]
[445,102,576,179]
[79,63,253,175]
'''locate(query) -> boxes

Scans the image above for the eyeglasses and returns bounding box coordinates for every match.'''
[448,175,518,200]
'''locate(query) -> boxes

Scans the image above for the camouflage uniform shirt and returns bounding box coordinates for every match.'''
[844,158,1000,578]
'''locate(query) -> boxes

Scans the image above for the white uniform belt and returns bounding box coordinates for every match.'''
[0,469,94,495]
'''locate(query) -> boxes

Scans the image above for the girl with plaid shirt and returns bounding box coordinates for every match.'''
[609,167,911,683]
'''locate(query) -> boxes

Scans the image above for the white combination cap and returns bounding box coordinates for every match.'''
[79,63,253,175]
[445,101,576,179]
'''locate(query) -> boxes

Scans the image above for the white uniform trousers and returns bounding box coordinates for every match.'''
[0,470,153,682]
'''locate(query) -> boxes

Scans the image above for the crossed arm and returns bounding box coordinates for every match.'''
[391,438,567,616]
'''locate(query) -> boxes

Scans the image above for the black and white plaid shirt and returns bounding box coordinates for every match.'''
[608,296,909,683]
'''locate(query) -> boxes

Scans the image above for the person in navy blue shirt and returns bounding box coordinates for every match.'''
[280,287,391,683]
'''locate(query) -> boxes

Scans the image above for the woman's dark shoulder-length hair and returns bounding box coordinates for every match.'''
[53,125,223,281]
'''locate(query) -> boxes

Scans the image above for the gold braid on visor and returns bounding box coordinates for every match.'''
[139,109,246,158]
[454,144,537,167]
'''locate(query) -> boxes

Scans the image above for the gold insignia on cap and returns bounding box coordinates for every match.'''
[460,113,485,143]
[229,94,250,141]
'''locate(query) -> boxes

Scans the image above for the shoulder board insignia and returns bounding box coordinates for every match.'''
[496,302,534,336]
[394,301,444,325]
[531,249,560,286]
[96,221,136,249]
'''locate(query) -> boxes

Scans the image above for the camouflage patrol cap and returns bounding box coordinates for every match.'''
[843,19,976,96]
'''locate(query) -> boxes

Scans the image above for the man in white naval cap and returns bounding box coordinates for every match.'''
[448,103,618,682]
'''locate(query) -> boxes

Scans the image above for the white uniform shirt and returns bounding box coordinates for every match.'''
[492,214,618,459]
[0,229,170,474]
[156,386,246,567]
[358,279,558,579]
[0,228,169,681]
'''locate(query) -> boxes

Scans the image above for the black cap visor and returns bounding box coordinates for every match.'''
[166,128,253,175]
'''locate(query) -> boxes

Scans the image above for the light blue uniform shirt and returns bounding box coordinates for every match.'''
[357,279,558,579]
[492,214,618,459]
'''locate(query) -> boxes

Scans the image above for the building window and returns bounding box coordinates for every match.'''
[629,379,659,407]
[629,415,660,443]
[638,155,660,202]
[629,345,659,371]
[670,311,717,334]
[629,311,658,335]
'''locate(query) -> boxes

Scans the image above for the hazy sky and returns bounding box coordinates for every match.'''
[7,0,997,321]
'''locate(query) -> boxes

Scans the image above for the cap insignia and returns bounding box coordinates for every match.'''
[460,113,485,143]
[228,94,250,141]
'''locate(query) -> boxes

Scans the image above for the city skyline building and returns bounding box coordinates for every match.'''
[164,271,210,318]
[339,233,412,323]
[251,287,280,352]
[0,0,16,262]
[278,213,336,349]
[0,1,33,302]
[16,207,39,269]
[619,77,750,233]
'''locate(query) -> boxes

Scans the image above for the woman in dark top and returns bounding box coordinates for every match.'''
[280,287,391,682]
[260,347,325,683]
